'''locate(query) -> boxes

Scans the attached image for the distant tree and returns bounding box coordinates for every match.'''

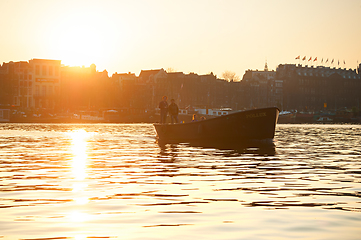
[222,71,240,82]
[166,67,176,73]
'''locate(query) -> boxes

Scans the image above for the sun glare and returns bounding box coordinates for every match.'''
[57,26,105,67]
[51,9,114,68]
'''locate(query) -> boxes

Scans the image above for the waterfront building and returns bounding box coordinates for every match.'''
[61,64,111,111]
[112,69,231,111]
[113,72,137,89]
[111,72,144,109]
[0,61,19,106]
[277,64,361,111]
[139,69,168,109]
[0,61,32,108]
[240,63,282,109]
[0,59,61,110]
[29,59,61,109]
[160,71,224,109]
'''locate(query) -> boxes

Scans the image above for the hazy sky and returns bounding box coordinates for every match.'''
[1,0,360,78]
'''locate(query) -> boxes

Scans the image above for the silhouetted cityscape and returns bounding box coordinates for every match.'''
[0,58,360,123]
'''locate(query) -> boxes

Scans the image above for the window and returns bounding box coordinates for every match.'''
[49,86,53,95]
[35,85,40,96]
[42,86,46,96]
[49,66,53,76]
[35,65,40,75]
[55,66,59,76]
[42,65,47,76]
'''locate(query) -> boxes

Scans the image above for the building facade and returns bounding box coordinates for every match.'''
[30,59,61,109]
[0,59,61,110]
[240,63,282,109]
[277,64,361,111]
[61,64,111,111]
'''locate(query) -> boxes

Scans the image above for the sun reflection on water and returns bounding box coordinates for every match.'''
[67,129,93,223]
[69,211,92,222]
[69,129,90,181]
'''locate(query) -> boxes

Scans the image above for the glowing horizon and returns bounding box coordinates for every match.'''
[1,0,360,78]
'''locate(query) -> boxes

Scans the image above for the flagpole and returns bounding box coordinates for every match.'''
[295,55,301,65]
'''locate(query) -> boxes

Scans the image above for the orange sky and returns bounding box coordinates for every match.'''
[1,0,360,78]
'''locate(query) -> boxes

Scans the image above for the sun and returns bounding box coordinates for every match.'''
[58,28,105,67]
[50,8,114,68]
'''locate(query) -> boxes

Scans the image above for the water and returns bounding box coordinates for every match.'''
[0,123,360,240]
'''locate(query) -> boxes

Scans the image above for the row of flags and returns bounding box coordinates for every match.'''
[295,55,345,65]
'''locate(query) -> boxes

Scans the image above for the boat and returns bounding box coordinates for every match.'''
[316,116,333,122]
[278,110,296,124]
[154,107,279,146]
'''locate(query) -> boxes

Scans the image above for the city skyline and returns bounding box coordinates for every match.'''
[1,0,360,77]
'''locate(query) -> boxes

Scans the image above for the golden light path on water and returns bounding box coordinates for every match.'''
[0,124,361,239]
[68,129,92,232]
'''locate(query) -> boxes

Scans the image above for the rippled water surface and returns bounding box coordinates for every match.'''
[1,123,361,240]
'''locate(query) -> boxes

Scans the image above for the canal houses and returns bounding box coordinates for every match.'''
[1,58,361,123]
[277,64,361,112]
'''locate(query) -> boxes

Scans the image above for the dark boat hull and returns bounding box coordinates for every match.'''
[154,107,279,145]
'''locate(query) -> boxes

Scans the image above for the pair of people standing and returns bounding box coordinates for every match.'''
[158,96,179,124]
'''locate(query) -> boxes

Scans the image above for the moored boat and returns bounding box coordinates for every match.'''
[154,107,279,145]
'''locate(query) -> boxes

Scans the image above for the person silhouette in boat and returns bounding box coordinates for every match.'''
[168,99,179,124]
[159,96,169,124]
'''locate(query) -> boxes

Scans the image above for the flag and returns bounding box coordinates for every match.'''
[321,58,323,63]
[326,58,328,63]
[331,59,334,64]
[338,60,340,65]
[343,60,346,64]
[302,56,306,61]
[313,57,317,62]
[308,57,312,61]
[295,55,300,59]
